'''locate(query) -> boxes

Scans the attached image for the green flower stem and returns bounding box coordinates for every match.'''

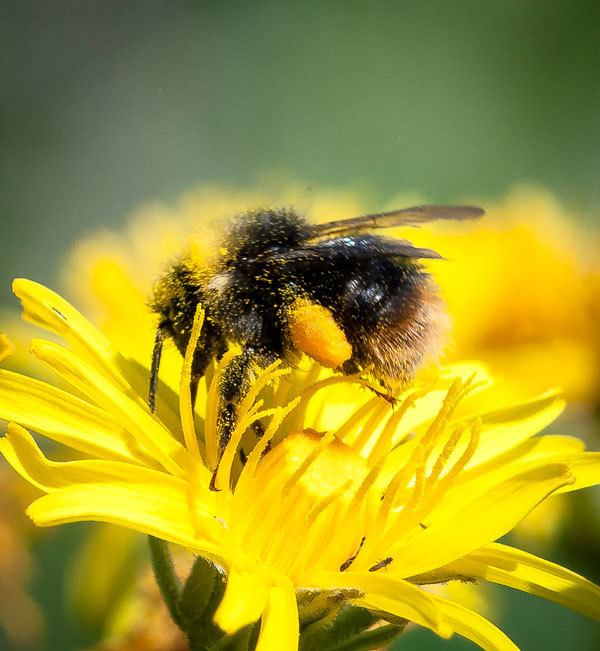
[148,535,188,631]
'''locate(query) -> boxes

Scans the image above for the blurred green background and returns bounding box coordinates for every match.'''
[1,1,599,650]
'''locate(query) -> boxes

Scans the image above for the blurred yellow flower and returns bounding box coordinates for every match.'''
[1,278,599,651]
[83,548,189,651]
[0,335,45,646]
[403,187,600,406]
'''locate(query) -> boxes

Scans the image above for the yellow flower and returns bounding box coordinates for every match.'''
[1,278,600,651]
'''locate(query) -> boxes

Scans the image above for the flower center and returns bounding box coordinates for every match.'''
[260,430,369,500]
[230,430,371,582]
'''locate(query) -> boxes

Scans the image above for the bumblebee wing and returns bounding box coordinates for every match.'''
[260,236,443,265]
[307,205,484,239]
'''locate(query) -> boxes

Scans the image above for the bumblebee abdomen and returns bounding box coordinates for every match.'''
[330,259,447,387]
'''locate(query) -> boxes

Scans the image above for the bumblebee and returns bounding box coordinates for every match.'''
[149,204,483,452]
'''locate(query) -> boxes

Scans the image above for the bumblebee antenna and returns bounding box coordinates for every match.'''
[149,328,164,413]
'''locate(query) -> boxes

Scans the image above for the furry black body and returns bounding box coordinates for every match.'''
[150,205,482,455]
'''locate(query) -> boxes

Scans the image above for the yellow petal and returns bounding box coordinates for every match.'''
[110,350,187,443]
[13,278,116,370]
[463,392,565,468]
[25,482,223,555]
[13,279,180,429]
[30,339,191,478]
[255,577,299,651]
[389,390,564,481]
[430,594,519,651]
[1,423,186,494]
[214,567,269,635]
[380,368,495,475]
[408,361,494,426]
[388,463,573,578]
[554,452,600,493]
[0,333,15,362]
[448,542,600,621]
[433,435,585,520]
[308,571,452,638]
[0,369,144,463]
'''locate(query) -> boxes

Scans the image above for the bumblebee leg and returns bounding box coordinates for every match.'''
[365,384,398,406]
[208,347,275,491]
[216,348,258,451]
[150,327,213,414]
[217,347,277,447]
[189,346,212,411]
[149,328,164,413]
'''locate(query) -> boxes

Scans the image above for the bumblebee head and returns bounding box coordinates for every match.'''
[149,256,202,336]
[222,207,309,262]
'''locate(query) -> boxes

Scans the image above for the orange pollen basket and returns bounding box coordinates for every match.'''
[287,301,352,368]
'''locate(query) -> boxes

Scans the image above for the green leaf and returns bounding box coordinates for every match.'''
[181,555,228,651]
[300,604,379,651]
[208,622,259,651]
[299,590,348,629]
[299,603,406,651]
[327,623,406,651]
